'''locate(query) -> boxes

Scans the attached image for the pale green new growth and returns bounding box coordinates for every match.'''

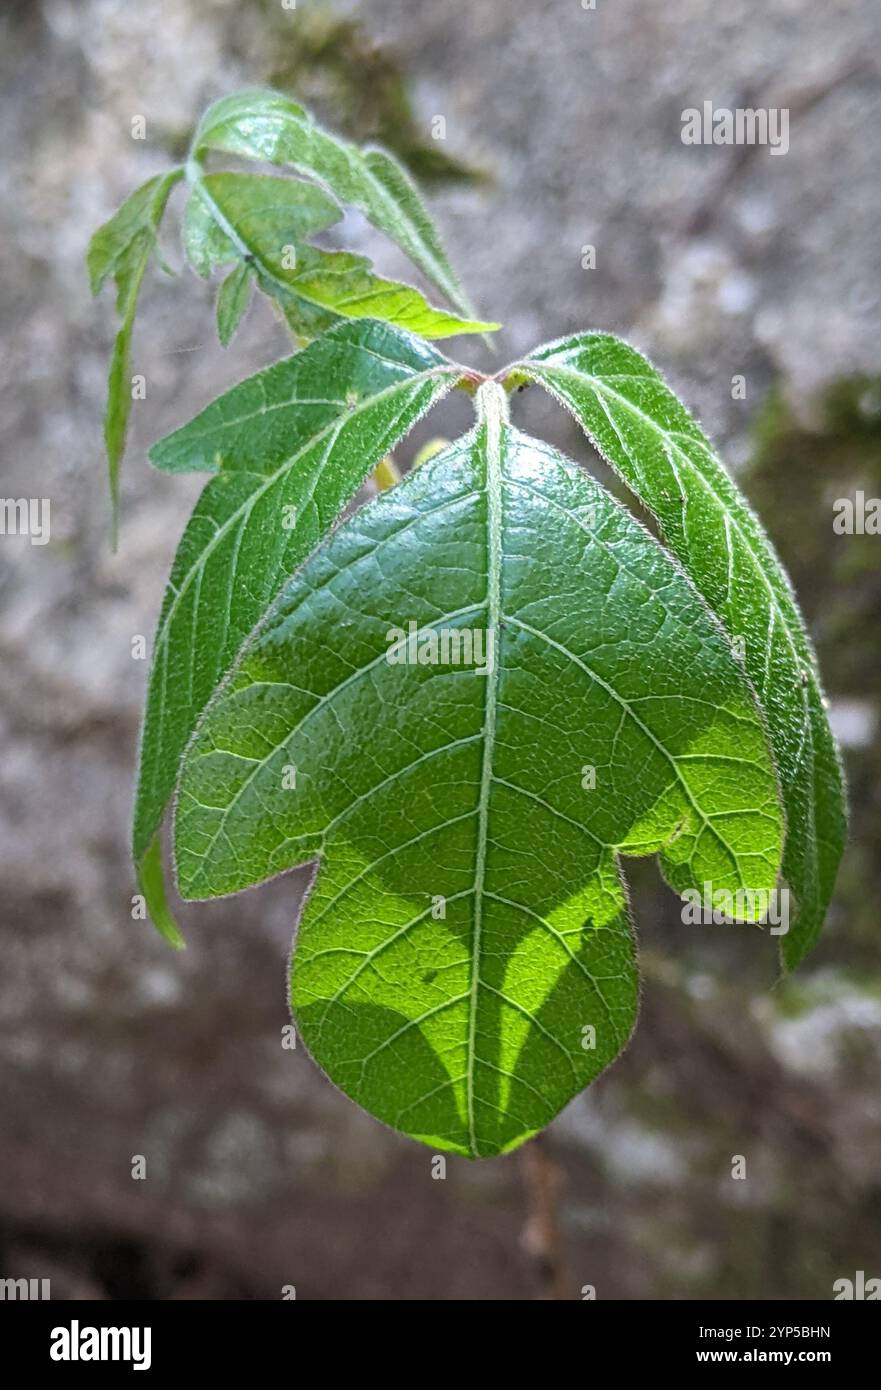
[88,93,846,1157]
[193,89,479,321]
[184,171,496,341]
[87,90,497,537]
[87,167,183,542]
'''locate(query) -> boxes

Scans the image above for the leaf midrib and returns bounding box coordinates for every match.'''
[467,383,505,1156]
[191,172,475,331]
[200,108,465,315]
[139,367,458,852]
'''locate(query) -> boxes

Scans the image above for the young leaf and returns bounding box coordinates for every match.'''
[215,261,253,347]
[264,245,497,340]
[189,172,498,341]
[182,171,342,280]
[133,319,463,935]
[87,168,183,541]
[265,277,342,345]
[174,383,784,1157]
[516,334,847,969]
[181,186,237,278]
[193,89,478,323]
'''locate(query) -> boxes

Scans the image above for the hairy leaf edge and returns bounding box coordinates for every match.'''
[514,332,846,966]
[134,343,467,942]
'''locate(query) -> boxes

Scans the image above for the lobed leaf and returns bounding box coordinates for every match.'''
[182,172,341,279]
[181,184,236,277]
[193,89,479,323]
[187,171,497,341]
[268,245,497,340]
[174,383,784,1156]
[516,334,847,968]
[133,319,463,935]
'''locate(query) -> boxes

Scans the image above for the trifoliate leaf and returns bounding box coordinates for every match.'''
[174,382,784,1156]
[189,172,498,341]
[193,89,479,324]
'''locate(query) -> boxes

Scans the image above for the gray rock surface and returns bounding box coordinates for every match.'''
[1,0,879,1298]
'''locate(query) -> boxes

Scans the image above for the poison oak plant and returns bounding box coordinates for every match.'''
[89,91,846,1158]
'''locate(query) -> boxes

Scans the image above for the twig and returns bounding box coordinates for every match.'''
[520,1133,572,1299]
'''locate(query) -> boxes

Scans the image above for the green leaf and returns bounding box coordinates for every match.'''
[215,261,254,347]
[133,319,462,936]
[189,172,498,341]
[516,333,847,968]
[193,89,479,323]
[137,832,185,951]
[174,382,784,1156]
[182,172,341,280]
[267,278,342,345]
[181,185,237,278]
[87,168,183,542]
[267,244,497,340]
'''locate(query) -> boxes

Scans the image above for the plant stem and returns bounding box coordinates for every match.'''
[520,1134,572,1299]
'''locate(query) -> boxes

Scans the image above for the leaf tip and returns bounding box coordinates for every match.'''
[137,833,186,951]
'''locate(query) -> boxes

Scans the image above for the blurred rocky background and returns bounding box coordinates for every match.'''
[1,0,879,1299]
